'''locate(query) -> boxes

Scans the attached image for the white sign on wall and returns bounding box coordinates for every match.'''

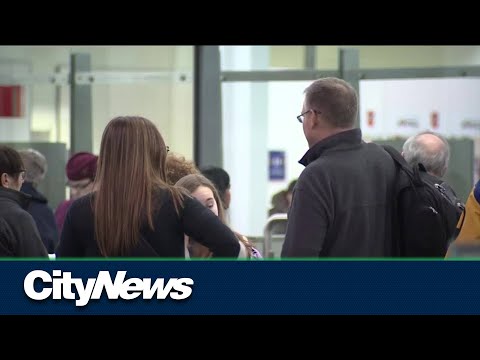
[360,77,480,140]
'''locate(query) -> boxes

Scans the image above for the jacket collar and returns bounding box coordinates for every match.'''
[299,128,363,167]
[0,186,32,209]
[20,182,47,204]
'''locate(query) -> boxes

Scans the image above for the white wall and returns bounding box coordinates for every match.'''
[266,81,311,209]
[0,46,194,159]
[0,61,30,141]
[221,47,313,237]
[170,46,194,160]
[360,78,480,140]
[221,46,269,237]
[91,83,172,154]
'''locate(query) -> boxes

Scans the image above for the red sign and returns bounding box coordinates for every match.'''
[0,86,23,117]
[367,111,375,127]
[430,111,439,129]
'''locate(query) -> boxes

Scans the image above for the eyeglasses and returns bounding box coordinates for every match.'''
[296,109,321,123]
[12,170,26,181]
[1,170,26,182]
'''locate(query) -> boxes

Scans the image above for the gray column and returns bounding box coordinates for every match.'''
[338,48,360,128]
[70,53,92,154]
[194,46,222,167]
[305,46,316,70]
[54,64,62,143]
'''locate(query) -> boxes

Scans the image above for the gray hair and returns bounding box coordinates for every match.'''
[18,148,47,186]
[304,77,358,128]
[402,130,450,178]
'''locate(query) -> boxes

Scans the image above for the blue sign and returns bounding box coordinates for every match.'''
[269,150,285,180]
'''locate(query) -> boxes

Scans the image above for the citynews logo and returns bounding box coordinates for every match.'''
[23,270,194,307]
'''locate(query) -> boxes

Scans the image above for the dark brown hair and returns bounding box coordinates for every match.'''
[93,116,186,256]
[0,145,25,185]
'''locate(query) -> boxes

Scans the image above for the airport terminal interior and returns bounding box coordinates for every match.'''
[1,45,480,257]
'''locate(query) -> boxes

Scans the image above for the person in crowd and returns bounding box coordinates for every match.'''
[54,151,97,234]
[402,130,463,211]
[285,179,297,209]
[402,130,464,253]
[166,152,200,185]
[176,173,262,259]
[281,77,397,258]
[0,145,48,257]
[18,148,59,253]
[55,116,240,258]
[445,179,480,258]
[268,179,297,235]
[269,179,297,216]
[200,166,231,210]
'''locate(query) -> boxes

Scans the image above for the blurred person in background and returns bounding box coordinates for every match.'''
[269,179,297,216]
[446,179,480,258]
[18,148,59,253]
[200,166,232,223]
[0,145,48,257]
[166,152,200,185]
[54,151,97,235]
[268,179,297,235]
[402,130,463,215]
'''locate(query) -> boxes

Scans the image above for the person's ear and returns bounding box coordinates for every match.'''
[309,110,320,129]
[1,173,9,187]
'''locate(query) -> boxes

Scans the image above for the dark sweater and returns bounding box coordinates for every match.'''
[21,182,59,253]
[0,187,49,257]
[281,129,397,257]
[55,190,241,258]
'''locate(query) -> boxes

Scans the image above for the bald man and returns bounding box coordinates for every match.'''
[402,130,463,216]
[403,131,450,179]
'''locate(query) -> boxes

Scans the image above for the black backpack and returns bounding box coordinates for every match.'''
[382,145,460,257]
[433,179,465,222]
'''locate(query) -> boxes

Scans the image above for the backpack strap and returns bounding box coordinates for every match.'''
[381,145,410,171]
[381,145,422,186]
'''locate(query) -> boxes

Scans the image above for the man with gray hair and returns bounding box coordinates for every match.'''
[402,130,463,211]
[18,149,59,253]
[402,130,450,179]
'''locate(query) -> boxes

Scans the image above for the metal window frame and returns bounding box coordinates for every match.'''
[4,46,480,166]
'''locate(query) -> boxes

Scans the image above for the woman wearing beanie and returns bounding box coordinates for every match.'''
[54,152,98,235]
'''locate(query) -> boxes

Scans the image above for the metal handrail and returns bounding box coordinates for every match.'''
[263,213,288,258]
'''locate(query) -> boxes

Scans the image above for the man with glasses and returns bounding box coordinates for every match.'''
[0,145,48,257]
[281,77,397,258]
[55,151,98,235]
